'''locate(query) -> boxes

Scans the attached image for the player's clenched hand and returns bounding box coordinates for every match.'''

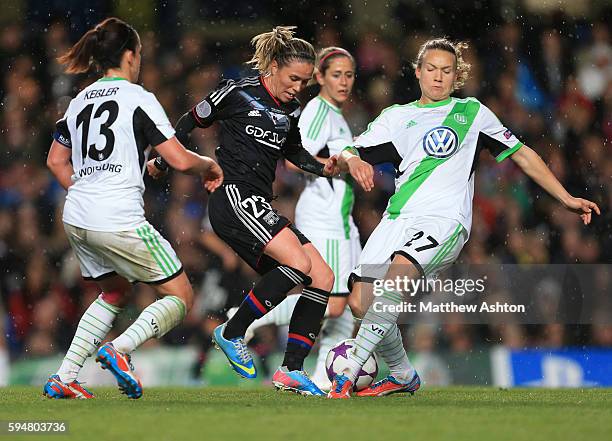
[563,196,601,225]
[323,155,340,177]
[347,156,374,192]
[146,158,167,179]
[203,159,224,193]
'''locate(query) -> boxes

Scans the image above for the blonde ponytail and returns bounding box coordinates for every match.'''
[247,26,315,74]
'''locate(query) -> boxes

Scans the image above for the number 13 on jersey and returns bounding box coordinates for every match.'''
[76,100,119,162]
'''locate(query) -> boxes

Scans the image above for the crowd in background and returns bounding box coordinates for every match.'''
[0,1,611,374]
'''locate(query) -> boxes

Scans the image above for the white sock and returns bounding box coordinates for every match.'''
[112,296,186,353]
[376,324,415,382]
[345,289,403,382]
[313,306,355,380]
[57,296,122,382]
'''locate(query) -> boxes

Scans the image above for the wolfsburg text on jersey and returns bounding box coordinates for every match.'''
[74,163,123,179]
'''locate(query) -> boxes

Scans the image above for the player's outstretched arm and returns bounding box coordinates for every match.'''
[284,156,327,173]
[47,140,74,190]
[154,137,224,192]
[338,147,374,192]
[284,145,340,177]
[511,145,601,225]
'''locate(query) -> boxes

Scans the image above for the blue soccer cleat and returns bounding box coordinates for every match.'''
[43,374,94,399]
[212,323,257,379]
[272,367,326,396]
[96,343,143,399]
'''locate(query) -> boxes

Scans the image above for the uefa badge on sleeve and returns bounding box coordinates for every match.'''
[263,211,279,226]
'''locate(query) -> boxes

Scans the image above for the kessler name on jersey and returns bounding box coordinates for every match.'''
[84,87,119,100]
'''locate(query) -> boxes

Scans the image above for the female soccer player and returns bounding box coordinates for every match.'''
[241,47,360,391]
[328,38,601,398]
[43,17,223,399]
[151,26,339,395]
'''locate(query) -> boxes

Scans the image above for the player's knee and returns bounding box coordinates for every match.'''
[177,284,194,311]
[348,293,366,319]
[310,263,334,291]
[286,251,312,276]
[321,265,335,291]
[100,290,128,308]
[160,274,194,311]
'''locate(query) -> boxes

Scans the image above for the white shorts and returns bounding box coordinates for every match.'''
[64,221,183,284]
[351,216,468,284]
[307,234,362,295]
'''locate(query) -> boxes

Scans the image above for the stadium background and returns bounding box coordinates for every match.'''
[0,0,610,388]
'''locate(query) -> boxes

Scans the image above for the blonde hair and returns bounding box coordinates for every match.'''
[412,38,471,90]
[247,26,316,74]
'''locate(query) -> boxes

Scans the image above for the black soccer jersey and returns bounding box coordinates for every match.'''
[186,76,304,199]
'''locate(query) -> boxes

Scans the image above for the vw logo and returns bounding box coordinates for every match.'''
[422,126,459,158]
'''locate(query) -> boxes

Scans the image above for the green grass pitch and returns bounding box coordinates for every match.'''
[1,387,611,440]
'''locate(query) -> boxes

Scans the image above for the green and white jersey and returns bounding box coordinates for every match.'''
[295,96,358,239]
[353,96,523,233]
[53,78,175,231]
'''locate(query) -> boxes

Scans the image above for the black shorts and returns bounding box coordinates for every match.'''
[208,183,310,274]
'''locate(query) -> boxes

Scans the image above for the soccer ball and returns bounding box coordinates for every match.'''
[325,338,378,391]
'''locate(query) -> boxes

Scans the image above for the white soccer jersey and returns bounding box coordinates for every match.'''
[353,97,523,233]
[295,96,358,239]
[53,77,175,231]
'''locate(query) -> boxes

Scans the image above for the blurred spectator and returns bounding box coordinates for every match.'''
[576,22,612,101]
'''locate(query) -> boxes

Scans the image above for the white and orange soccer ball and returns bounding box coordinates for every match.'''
[325,338,379,391]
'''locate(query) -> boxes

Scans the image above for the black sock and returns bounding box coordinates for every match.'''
[224,265,309,339]
[283,287,330,371]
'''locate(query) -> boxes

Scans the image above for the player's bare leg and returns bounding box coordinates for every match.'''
[213,228,319,387]
[268,241,333,396]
